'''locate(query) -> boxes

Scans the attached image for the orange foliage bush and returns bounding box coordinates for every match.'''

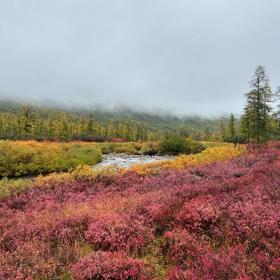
[130,145,246,175]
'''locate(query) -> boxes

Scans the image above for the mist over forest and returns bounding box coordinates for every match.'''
[1,1,280,115]
[0,97,222,142]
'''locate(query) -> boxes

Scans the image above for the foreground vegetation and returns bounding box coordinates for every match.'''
[1,144,280,279]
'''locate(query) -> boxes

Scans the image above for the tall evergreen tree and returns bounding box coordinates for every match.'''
[240,106,250,142]
[21,105,33,139]
[274,87,280,137]
[227,113,236,141]
[243,65,272,143]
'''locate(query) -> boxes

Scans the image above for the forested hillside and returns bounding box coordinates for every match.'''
[0,100,221,141]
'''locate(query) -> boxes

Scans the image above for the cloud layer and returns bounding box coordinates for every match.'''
[0,0,279,115]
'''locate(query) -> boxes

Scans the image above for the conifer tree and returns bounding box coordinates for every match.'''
[274,87,280,137]
[243,65,272,143]
[21,105,33,139]
[228,113,236,141]
[219,117,226,140]
[87,114,96,136]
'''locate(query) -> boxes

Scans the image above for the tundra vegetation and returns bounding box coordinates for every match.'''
[0,143,280,279]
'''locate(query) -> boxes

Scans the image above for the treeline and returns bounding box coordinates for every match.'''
[0,107,155,141]
[219,65,280,144]
[0,101,221,142]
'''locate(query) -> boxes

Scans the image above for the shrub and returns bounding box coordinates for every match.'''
[185,138,206,154]
[159,137,205,155]
[163,229,207,265]
[113,143,140,154]
[176,195,222,233]
[166,267,189,280]
[131,144,245,174]
[85,214,151,255]
[99,143,115,154]
[71,252,153,280]
[0,141,102,177]
[0,178,31,198]
[159,136,189,155]
[140,142,159,155]
[99,142,141,154]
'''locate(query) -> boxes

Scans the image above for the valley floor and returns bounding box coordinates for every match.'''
[0,144,279,279]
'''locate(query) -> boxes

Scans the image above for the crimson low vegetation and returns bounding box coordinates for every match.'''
[0,144,280,279]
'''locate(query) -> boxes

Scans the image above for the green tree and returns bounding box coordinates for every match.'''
[243,65,272,143]
[219,117,226,141]
[227,113,236,141]
[274,86,280,138]
[86,114,96,136]
[240,107,250,143]
[159,135,189,155]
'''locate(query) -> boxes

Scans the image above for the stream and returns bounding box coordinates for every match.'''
[2,154,175,181]
[95,153,175,168]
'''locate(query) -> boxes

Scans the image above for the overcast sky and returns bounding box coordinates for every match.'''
[0,0,279,116]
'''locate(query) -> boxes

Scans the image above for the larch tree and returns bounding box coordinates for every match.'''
[227,113,236,141]
[243,65,272,143]
[87,114,96,136]
[240,106,251,142]
[274,86,280,137]
[219,117,226,141]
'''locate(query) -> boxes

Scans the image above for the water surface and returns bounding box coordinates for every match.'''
[95,153,175,168]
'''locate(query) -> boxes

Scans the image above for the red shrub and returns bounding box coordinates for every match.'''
[163,229,208,266]
[46,215,90,244]
[1,145,280,279]
[176,195,222,233]
[166,267,195,280]
[85,214,151,255]
[71,251,153,280]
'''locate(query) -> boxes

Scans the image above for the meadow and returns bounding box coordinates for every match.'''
[0,139,206,178]
[0,141,154,178]
[0,143,241,199]
[0,141,102,178]
[1,143,279,279]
